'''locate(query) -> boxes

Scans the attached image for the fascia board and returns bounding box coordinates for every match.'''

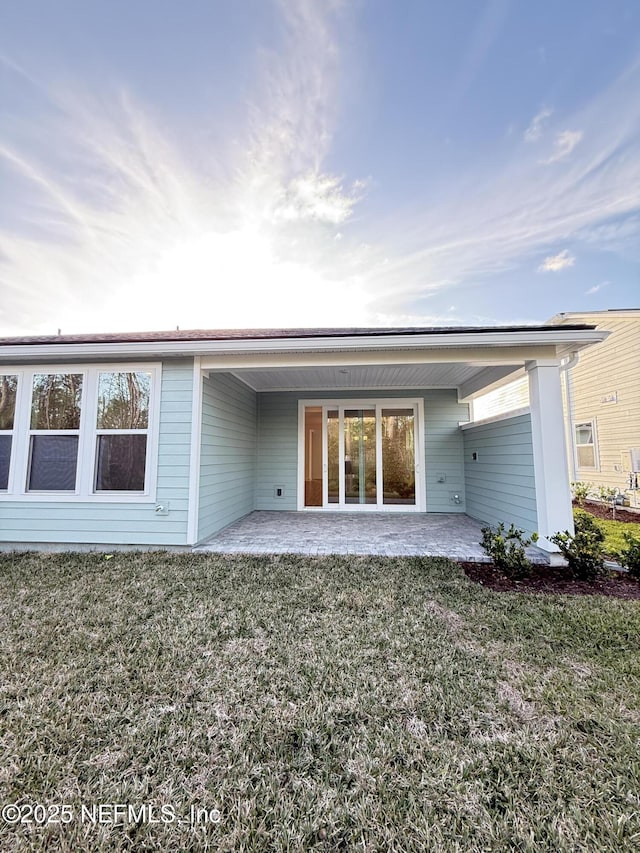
[0,329,608,364]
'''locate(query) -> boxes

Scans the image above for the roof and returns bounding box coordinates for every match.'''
[549,309,640,325]
[0,324,596,347]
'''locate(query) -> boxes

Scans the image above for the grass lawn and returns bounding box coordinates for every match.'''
[1,552,639,852]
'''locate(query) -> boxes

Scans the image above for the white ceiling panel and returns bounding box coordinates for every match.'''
[221,362,520,392]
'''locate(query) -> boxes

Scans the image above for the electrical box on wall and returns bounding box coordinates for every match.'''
[274,486,285,498]
[449,492,462,505]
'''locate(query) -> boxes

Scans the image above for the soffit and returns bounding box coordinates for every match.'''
[224,362,518,392]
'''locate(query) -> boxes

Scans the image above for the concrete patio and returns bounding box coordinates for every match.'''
[194,511,548,562]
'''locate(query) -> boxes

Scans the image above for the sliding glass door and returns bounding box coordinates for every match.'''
[302,400,422,510]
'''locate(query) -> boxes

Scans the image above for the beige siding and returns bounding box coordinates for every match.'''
[557,311,640,494]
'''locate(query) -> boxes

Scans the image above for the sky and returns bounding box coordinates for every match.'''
[1,0,639,335]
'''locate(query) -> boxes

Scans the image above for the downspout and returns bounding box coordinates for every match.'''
[560,352,579,482]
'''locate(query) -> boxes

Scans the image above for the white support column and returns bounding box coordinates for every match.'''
[526,359,574,556]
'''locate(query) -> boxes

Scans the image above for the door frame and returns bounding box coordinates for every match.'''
[297,398,426,512]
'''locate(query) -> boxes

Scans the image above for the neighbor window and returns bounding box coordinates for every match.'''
[0,375,18,490]
[575,420,598,469]
[0,364,158,500]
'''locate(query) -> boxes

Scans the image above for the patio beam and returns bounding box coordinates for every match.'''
[200,345,559,373]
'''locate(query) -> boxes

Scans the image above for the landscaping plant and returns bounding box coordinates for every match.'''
[596,485,619,518]
[550,510,606,580]
[480,523,538,578]
[615,531,640,580]
[570,481,592,507]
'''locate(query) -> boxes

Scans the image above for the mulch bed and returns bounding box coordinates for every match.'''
[576,500,640,523]
[460,501,640,599]
[461,561,640,600]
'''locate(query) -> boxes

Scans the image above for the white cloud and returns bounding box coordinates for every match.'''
[273,173,363,225]
[544,129,584,163]
[585,280,609,295]
[538,249,576,272]
[524,107,552,142]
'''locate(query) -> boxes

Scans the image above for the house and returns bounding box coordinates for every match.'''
[473,309,640,503]
[0,324,607,556]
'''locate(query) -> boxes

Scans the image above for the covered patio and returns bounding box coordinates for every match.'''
[194,510,549,562]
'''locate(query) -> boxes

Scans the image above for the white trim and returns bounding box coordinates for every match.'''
[0,362,161,503]
[223,383,474,394]
[0,370,24,494]
[0,329,608,362]
[297,397,426,513]
[187,358,203,545]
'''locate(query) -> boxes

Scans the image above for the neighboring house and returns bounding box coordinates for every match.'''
[0,325,606,555]
[473,309,640,502]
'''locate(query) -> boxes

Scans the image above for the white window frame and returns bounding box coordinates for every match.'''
[0,363,161,503]
[574,418,599,471]
[297,397,426,512]
[0,371,22,493]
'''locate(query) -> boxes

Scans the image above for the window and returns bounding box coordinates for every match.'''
[575,420,598,469]
[0,375,18,490]
[28,373,83,491]
[94,371,151,492]
[0,364,159,501]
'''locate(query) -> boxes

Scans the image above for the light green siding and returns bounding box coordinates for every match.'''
[0,359,193,546]
[198,373,257,540]
[256,390,469,512]
[462,413,538,536]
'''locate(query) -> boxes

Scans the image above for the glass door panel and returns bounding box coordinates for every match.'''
[381,408,416,505]
[327,409,339,504]
[304,407,323,507]
[343,409,377,504]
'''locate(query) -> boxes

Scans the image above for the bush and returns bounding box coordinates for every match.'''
[615,532,640,580]
[571,481,592,507]
[480,523,538,579]
[550,511,606,580]
[597,485,617,505]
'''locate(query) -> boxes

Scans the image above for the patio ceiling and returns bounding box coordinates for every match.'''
[224,361,522,396]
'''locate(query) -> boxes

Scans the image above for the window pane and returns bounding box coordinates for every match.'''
[382,409,415,505]
[0,375,18,430]
[577,446,596,468]
[95,434,147,491]
[0,435,11,489]
[344,409,377,504]
[31,374,83,430]
[97,372,150,429]
[28,436,78,491]
[575,424,593,445]
[327,409,339,503]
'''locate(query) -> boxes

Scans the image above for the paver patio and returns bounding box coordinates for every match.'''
[195,510,548,562]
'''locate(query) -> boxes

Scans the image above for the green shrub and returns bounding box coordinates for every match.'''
[480,523,538,578]
[570,481,592,507]
[550,511,606,580]
[596,485,617,505]
[615,532,640,580]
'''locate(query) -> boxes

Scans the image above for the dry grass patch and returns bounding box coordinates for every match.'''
[0,551,639,851]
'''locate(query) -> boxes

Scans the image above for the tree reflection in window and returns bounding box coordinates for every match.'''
[97,372,150,429]
[31,374,82,430]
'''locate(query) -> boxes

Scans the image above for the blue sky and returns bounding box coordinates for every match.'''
[1,0,639,334]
